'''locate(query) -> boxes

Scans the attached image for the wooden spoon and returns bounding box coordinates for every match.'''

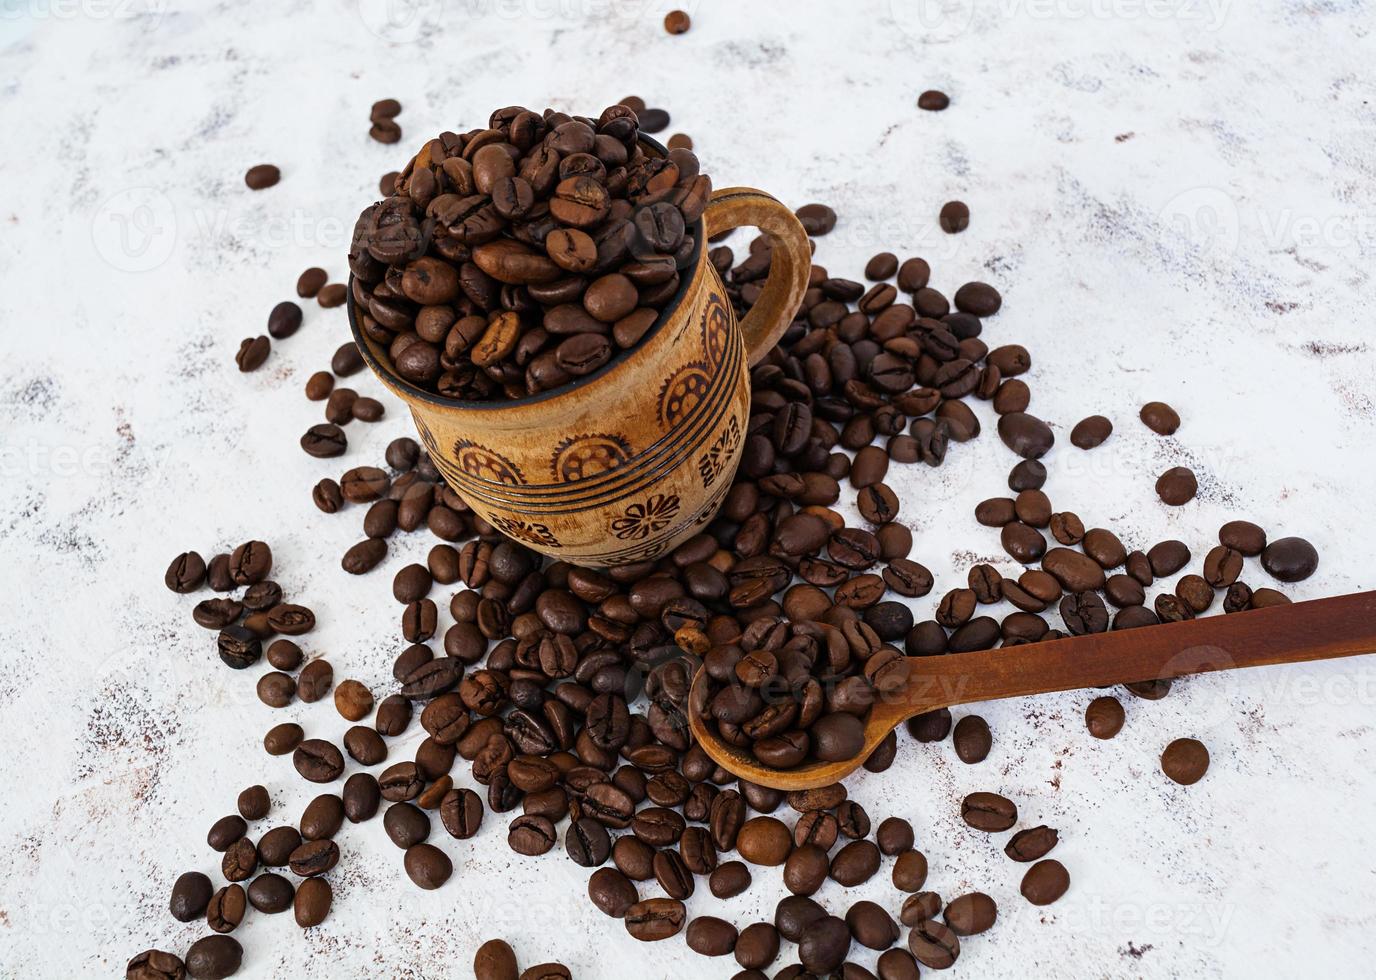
[688,590,1376,790]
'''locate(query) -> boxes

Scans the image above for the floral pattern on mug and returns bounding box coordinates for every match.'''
[611,493,681,540]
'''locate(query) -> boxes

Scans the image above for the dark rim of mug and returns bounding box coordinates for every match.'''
[347,133,705,412]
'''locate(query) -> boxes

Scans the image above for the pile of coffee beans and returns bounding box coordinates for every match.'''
[147,94,1330,978]
[347,102,710,400]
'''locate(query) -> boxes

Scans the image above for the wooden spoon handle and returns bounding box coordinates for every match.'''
[896,590,1376,715]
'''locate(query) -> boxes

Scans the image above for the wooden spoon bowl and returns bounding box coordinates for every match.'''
[688,590,1376,791]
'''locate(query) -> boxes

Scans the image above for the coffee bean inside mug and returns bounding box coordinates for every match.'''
[349,104,712,402]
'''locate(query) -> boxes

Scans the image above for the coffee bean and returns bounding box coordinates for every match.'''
[301,423,347,458]
[944,892,996,935]
[169,871,213,922]
[244,164,279,189]
[165,551,207,593]
[333,678,374,721]
[473,940,519,980]
[293,876,331,928]
[247,873,294,914]
[296,267,327,298]
[342,538,387,574]
[184,935,242,979]
[1140,400,1180,434]
[235,334,271,372]
[998,825,1057,869]
[1261,536,1318,582]
[663,8,690,32]
[961,791,1016,831]
[939,200,969,233]
[908,919,959,969]
[1070,415,1112,449]
[293,739,344,783]
[126,949,185,979]
[952,714,991,763]
[737,816,792,866]
[403,842,452,889]
[298,659,333,702]
[1156,466,1198,505]
[917,90,950,110]
[845,900,900,953]
[625,897,686,941]
[997,412,1054,458]
[1147,539,1191,577]
[1008,458,1046,491]
[799,915,852,973]
[206,882,246,933]
[796,203,837,235]
[830,839,881,886]
[1161,737,1210,784]
[883,848,927,894]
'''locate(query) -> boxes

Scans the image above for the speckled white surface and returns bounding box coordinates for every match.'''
[2,0,1375,977]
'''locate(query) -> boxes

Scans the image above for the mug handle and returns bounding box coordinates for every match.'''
[703,187,813,366]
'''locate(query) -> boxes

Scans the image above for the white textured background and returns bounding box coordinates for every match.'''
[2,0,1375,976]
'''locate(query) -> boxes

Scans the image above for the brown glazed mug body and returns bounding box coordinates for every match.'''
[349,184,811,567]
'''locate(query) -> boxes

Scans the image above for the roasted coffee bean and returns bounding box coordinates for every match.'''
[220,838,257,882]
[1261,536,1318,582]
[236,335,270,371]
[343,773,381,823]
[473,939,519,980]
[1021,858,1071,905]
[589,866,639,918]
[952,714,992,763]
[938,200,969,233]
[184,935,242,979]
[961,791,1016,831]
[799,915,853,972]
[404,842,452,889]
[830,839,881,886]
[169,871,214,922]
[1148,539,1191,576]
[908,919,960,969]
[247,873,294,914]
[256,826,301,867]
[294,876,331,927]
[847,897,902,952]
[293,739,344,783]
[207,814,248,852]
[297,659,333,702]
[944,892,996,935]
[1139,400,1180,434]
[1084,695,1125,738]
[300,423,347,458]
[217,626,261,670]
[1156,466,1198,505]
[1006,825,1059,862]
[710,860,752,899]
[625,897,687,941]
[126,949,186,979]
[917,89,950,110]
[1070,414,1112,448]
[997,412,1053,458]
[1161,737,1210,784]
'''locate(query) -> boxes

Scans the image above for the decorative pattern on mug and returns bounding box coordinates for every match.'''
[697,414,742,488]
[486,515,560,549]
[610,493,681,540]
[452,439,526,486]
[550,433,634,483]
[656,362,712,430]
[701,290,732,367]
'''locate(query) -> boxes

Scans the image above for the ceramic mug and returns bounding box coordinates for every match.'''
[349,174,811,567]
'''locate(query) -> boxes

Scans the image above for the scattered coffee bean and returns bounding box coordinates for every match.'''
[1161,737,1210,784]
[244,164,279,189]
